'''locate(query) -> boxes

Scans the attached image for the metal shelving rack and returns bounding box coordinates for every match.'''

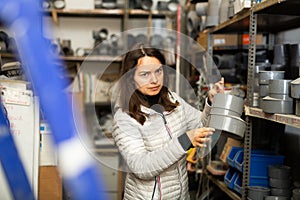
[242,1,257,198]
[42,7,176,63]
[200,0,300,199]
[245,106,300,129]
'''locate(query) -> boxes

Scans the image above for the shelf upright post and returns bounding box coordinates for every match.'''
[122,0,129,52]
[124,0,129,31]
[207,31,213,57]
[206,31,214,86]
[243,0,257,199]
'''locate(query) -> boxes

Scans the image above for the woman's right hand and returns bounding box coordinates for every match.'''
[186,127,215,148]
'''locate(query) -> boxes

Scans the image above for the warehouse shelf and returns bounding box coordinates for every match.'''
[207,174,241,200]
[0,53,17,59]
[127,9,175,18]
[205,10,250,34]
[245,106,300,129]
[198,0,300,199]
[44,9,125,18]
[213,44,268,51]
[44,8,174,19]
[206,0,300,34]
[61,55,122,62]
[0,53,122,63]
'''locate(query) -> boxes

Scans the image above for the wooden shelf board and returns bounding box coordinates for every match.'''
[44,9,174,18]
[44,8,124,17]
[207,175,241,200]
[208,10,250,34]
[128,9,174,17]
[245,106,300,129]
[61,55,122,62]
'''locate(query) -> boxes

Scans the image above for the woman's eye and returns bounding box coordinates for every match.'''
[156,68,163,74]
[140,73,149,77]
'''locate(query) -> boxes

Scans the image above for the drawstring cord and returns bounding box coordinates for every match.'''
[158,176,162,200]
[151,176,157,200]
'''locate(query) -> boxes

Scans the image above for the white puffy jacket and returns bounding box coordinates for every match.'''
[112,92,211,200]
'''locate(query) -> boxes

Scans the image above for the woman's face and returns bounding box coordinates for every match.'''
[134,56,164,96]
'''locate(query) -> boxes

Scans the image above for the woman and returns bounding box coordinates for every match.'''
[112,44,224,200]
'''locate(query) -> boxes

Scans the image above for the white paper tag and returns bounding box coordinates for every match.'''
[1,87,32,106]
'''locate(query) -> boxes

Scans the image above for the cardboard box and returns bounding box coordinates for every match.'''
[213,34,239,47]
[197,31,209,50]
[242,34,264,45]
[219,137,243,163]
[198,33,264,50]
[38,166,62,200]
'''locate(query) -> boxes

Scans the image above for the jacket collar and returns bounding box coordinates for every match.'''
[140,91,177,115]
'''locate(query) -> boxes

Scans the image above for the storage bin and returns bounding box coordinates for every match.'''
[233,150,269,172]
[233,149,285,177]
[226,146,243,167]
[234,149,244,172]
[233,174,269,194]
[224,167,239,189]
[249,176,269,187]
[233,172,242,194]
[231,175,270,194]
[226,149,285,188]
[250,151,285,177]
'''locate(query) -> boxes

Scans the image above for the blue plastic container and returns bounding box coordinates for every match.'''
[225,149,285,191]
[234,150,244,172]
[233,149,285,177]
[249,176,269,187]
[233,172,242,194]
[250,151,285,177]
[224,167,239,189]
[233,173,269,194]
[226,147,243,168]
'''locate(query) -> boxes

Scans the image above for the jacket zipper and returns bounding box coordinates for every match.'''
[160,113,183,200]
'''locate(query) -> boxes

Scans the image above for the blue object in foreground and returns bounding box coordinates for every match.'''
[0,100,34,200]
[0,1,108,199]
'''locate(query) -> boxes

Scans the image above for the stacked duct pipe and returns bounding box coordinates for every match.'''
[267,165,292,198]
[261,79,293,114]
[195,2,208,17]
[208,93,246,139]
[129,0,153,10]
[206,0,222,27]
[289,44,300,80]
[258,71,285,107]
[213,54,238,83]
[291,77,300,116]
[198,93,245,158]
[156,0,179,12]
[272,44,289,72]
[272,43,300,80]
[219,0,229,24]
[253,62,270,107]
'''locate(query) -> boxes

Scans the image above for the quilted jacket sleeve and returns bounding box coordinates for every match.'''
[112,110,187,180]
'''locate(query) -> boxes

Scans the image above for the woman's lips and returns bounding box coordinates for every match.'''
[148,86,160,91]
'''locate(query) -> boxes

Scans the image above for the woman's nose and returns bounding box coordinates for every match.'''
[150,73,158,84]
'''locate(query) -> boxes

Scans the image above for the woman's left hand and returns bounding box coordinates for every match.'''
[208,77,225,103]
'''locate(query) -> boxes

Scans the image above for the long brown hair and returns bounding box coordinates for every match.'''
[118,43,178,125]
